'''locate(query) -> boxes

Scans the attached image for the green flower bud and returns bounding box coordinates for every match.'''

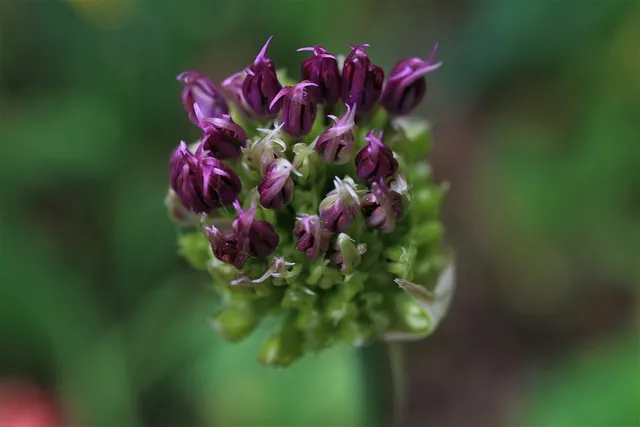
[326,298,358,324]
[211,307,258,342]
[386,245,417,281]
[339,320,371,348]
[328,233,366,274]
[292,140,320,185]
[391,116,432,158]
[281,286,317,310]
[178,232,212,271]
[258,324,303,368]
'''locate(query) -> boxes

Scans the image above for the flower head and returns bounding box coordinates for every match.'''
[177,71,228,125]
[381,43,442,115]
[270,81,318,137]
[341,44,385,113]
[168,36,451,367]
[299,45,341,108]
[355,130,399,184]
[242,36,283,117]
[316,103,357,164]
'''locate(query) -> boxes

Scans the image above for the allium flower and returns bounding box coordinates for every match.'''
[361,179,404,233]
[299,45,341,108]
[328,233,366,274]
[168,37,453,367]
[341,44,385,113]
[232,201,280,259]
[204,224,247,268]
[270,81,318,137]
[293,215,331,260]
[319,176,362,233]
[169,141,242,213]
[258,158,296,209]
[221,70,261,120]
[355,129,399,184]
[381,43,442,115]
[177,71,228,125]
[316,103,357,164]
[242,123,287,176]
[195,106,248,159]
[242,36,283,117]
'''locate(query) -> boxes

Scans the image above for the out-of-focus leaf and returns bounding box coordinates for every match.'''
[517,330,640,427]
[182,324,365,427]
[0,95,122,192]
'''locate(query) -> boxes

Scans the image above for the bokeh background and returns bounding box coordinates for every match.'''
[1,0,639,426]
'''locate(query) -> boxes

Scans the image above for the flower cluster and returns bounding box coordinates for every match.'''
[166,37,453,367]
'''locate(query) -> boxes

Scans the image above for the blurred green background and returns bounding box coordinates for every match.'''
[1,0,638,426]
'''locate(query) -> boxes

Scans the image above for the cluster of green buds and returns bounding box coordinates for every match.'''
[166,37,454,367]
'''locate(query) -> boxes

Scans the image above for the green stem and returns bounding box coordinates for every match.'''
[359,342,406,427]
[388,341,406,427]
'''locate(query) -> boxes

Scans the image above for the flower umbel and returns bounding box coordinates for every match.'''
[168,37,451,367]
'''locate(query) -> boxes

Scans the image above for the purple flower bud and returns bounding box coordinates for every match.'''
[177,71,228,125]
[355,130,398,184]
[242,36,283,117]
[381,43,442,115]
[270,81,318,137]
[204,225,248,269]
[169,141,241,213]
[319,177,362,233]
[232,201,280,259]
[293,215,331,260]
[341,44,385,113]
[221,70,261,120]
[198,111,248,160]
[298,45,341,108]
[199,154,243,209]
[257,158,295,210]
[361,180,404,233]
[169,141,211,213]
[316,103,357,164]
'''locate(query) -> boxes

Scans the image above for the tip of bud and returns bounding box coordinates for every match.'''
[176,70,198,83]
[255,35,274,64]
